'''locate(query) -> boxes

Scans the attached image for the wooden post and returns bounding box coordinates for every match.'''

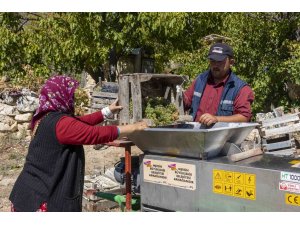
[130,74,142,123]
[80,71,87,88]
[176,87,184,115]
[119,75,130,125]
[229,148,263,162]
[170,85,175,103]
[134,49,142,73]
[164,86,171,99]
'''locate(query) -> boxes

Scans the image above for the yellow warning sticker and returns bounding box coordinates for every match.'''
[285,193,300,207]
[213,169,256,200]
[288,160,300,165]
[224,171,233,183]
[223,183,233,196]
[245,174,256,186]
[234,185,244,198]
[234,173,244,185]
[213,182,223,193]
[245,186,256,200]
[213,170,223,181]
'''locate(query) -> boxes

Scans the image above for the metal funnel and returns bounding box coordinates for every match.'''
[128,122,259,159]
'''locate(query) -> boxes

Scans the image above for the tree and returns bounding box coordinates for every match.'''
[0,12,299,113]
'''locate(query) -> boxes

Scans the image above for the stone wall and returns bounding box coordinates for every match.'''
[0,74,96,141]
[0,89,39,141]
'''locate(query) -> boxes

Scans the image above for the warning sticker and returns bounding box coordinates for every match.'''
[143,159,196,190]
[213,170,223,181]
[223,183,233,196]
[279,181,300,194]
[213,169,256,200]
[285,193,300,207]
[234,185,244,198]
[234,173,244,185]
[213,182,223,193]
[244,187,255,200]
[288,160,300,165]
[245,174,256,186]
[224,171,233,183]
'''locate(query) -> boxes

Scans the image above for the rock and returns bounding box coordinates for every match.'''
[11,131,24,140]
[86,74,96,89]
[0,90,22,105]
[17,122,30,131]
[25,135,32,142]
[0,115,17,132]
[256,112,275,122]
[0,123,11,132]
[0,178,15,186]
[273,106,285,117]
[0,103,19,116]
[93,144,109,151]
[1,75,10,82]
[15,113,32,122]
[16,95,39,113]
[0,132,6,139]
[245,129,260,141]
[10,122,18,132]
[26,130,31,136]
[0,175,3,181]
[21,88,38,98]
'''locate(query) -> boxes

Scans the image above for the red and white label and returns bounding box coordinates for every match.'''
[279,181,300,193]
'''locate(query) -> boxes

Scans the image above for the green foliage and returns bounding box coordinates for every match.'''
[144,97,179,126]
[0,13,25,79]
[74,88,90,116]
[128,97,179,125]
[169,13,300,113]
[1,12,300,115]
[279,41,300,84]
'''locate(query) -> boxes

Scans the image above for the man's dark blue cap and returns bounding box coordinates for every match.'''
[208,43,234,61]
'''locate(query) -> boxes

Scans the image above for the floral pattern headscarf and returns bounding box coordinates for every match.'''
[31,75,79,130]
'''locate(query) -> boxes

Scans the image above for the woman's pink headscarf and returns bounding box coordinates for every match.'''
[31,75,79,130]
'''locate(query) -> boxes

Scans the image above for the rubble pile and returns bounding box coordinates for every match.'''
[254,107,300,157]
[82,168,124,211]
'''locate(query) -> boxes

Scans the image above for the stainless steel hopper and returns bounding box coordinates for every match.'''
[128,122,259,159]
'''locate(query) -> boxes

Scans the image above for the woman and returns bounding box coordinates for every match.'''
[9,75,148,212]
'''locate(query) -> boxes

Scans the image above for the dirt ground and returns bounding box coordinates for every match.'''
[0,134,142,212]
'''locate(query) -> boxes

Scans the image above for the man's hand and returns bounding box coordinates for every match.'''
[199,113,218,126]
[109,99,123,114]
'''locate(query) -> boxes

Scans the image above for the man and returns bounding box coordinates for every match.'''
[183,43,254,126]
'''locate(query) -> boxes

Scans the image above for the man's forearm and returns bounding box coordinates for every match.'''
[216,114,249,123]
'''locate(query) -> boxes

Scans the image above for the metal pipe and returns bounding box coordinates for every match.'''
[125,145,132,211]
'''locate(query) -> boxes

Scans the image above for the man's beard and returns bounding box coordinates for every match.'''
[211,68,222,77]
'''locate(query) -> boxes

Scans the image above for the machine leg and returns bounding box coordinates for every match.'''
[125,145,132,211]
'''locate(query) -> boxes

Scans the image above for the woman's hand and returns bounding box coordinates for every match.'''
[117,120,149,138]
[109,99,123,114]
[131,120,149,131]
